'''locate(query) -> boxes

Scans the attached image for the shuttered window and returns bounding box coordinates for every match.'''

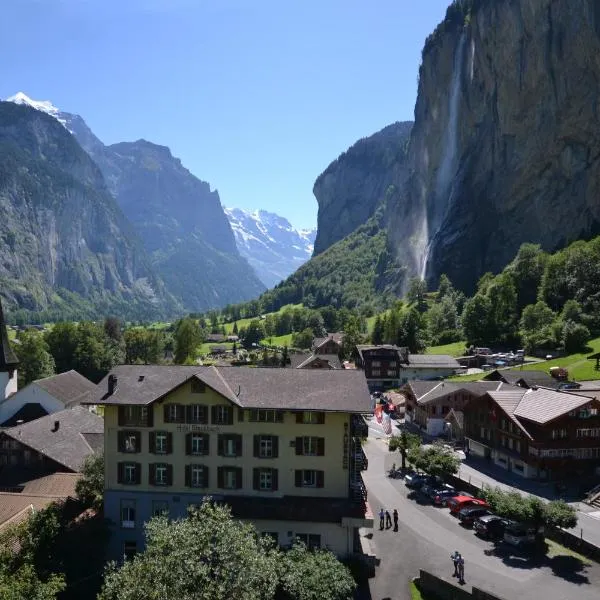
[253,435,279,458]
[150,431,172,454]
[187,405,208,424]
[186,433,209,456]
[118,431,141,453]
[295,437,325,456]
[117,462,141,485]
[217,466,243,490]
[253,468,278,492]
[150,463,173,486]
[218,434,242,457]
[295,412,325,424]
[294,469,324,488]
[164,404,185,423]
[185,464,209,488]
[212,405,234,425]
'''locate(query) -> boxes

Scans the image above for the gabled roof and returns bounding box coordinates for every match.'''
[407,380,504,405]
[296,354,341,370]
[33,370,97,406]
[312,333,344,349]
[21,473,79,497]
[486,389,533,439]
[484,369,561,389]
[512,388,598,424]
[1,403,48,427]
[91,365,371,413]
[1,406,104,471]
[406,354,460,369]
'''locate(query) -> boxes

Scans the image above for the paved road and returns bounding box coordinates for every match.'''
[364,421,600,600]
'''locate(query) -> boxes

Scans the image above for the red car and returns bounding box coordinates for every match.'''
[448,496,488,515]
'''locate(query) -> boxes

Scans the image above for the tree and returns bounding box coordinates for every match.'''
[389,432,421,469]
[76,453,104,510]
[174,318,202,364]
[291,328,314,350]
[519,302,558,353]
[0,562,65,600]
[561,320,590,353]
[242,319,266,350]
[104,317,123,342]
[462,295,492,346]
[232,321,239,335]
[398,308,427,353]
[341,315,364,359]
[98,500,279,600]
[425,297,460,345]
[72,322,115,382]
[44,322,78,374]
[407,444,460,478]
[371,314,385,345]
[560,299,583,324]
[406,277,427,313]
[15,330,55,388]
[508,244,547,312]
[278,542,356,600]
[280,345,289,367]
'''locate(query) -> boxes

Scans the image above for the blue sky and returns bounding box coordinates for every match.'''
[1,0,450,229]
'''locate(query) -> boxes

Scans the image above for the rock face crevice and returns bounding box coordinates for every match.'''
[391,0,600,294]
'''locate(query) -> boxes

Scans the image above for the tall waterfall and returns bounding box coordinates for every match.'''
[419,33,467,280]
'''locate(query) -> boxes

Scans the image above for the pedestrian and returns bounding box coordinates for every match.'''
[379,508,385,530]
[457,554,465,584]
[385,510,392,529]
[450,550,460,577]
[393,509,398,532]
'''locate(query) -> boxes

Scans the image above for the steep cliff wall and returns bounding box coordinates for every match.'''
[390,0,600,294]
[313,121,412,255]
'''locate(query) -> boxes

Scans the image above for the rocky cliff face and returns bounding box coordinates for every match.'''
[224,208,316,288]
[312,121,412,255]
[391,0,600,293]
[0,102,178,319]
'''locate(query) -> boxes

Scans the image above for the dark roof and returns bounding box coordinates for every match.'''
[1,403,48,427]
[289,353,312,369]
[1,406,104,471]
[206,334,226,342]
[484,369,561,389]
[407,380,505,404]
[406,354,460,369]
[224,495,369,523]
[33,370,97,406]
[512,388,598,424]
[91,365,371,413]
[312,334,343,350]
[296,354,342,370]
[0,297,18,371]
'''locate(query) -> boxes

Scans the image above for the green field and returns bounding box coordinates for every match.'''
[198,342,234,355]
[261,333,294,347]
[222,304,304,334]
[425,340,467,357]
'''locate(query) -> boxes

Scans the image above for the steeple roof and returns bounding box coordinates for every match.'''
[0,298,18,371]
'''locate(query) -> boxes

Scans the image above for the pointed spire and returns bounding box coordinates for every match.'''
[0,297,18,371]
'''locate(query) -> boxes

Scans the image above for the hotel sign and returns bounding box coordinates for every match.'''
[176,424,221,433]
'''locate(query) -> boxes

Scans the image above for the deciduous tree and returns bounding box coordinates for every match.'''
[15,330,55,388]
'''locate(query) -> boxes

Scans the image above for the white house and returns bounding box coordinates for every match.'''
[0,299,18,406]
[0,370,97,427]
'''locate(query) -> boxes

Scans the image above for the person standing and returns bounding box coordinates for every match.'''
[385,510,392,529]
[457,554,465,584]
[450,551,460,577]
[393,509,399,532]
[379,508,385,530]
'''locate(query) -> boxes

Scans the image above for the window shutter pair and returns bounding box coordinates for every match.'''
[295,437,303,456]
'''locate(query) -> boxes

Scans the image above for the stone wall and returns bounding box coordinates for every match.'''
[416,570,506,600]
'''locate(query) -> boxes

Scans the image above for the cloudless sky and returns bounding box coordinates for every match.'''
[1,0,450,229]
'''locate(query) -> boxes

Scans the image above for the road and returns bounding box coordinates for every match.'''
[363,420,600,600]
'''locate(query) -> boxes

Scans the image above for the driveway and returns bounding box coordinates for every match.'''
[363,421,600,600]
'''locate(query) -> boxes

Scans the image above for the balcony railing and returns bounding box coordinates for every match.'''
[351,415,368,438]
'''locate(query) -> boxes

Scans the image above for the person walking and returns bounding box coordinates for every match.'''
[379,508,385,530]
[385,510,392,529]
[393,509,399,532]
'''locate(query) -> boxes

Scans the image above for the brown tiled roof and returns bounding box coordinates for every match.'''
[34,370,97,406]
[0,494,58,529]
[2,406,104,471]
[91,365,371,413]
[487,389,533,439]
[512,388,598,424]
[21,473,80,497]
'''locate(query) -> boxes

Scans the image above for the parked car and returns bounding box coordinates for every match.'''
[426,484,455,502]
[418,478,445,498]
[405,473,429,489]
[474,515,509,540]
[457,506,492,527]
[448,496,488,515]
[432,489,461,506]
[503,522,537,547]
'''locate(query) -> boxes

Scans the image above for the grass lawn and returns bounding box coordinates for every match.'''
[546,539,592,565]
[198,342,234,355]
[409,581,439,600]
[516,336,600,381]
[261,333,294,347]
[448,372,486,382]
[222,304,304,334]
[426,340,467,357]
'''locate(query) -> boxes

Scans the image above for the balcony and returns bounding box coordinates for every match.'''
[351,415,368,438]
[349,473,368,502]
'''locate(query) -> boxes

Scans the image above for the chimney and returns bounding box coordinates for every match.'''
[51,420,59,432]
[108,373,118,395]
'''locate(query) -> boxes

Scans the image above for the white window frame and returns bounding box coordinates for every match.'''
[224,469,237,489]
[124,463,137,484]
[152,501,169,517]
[191,465,206,488]
[121,500,136,528]
[224,437,236,457]
[191,434,205,455]
[155,464,167,485]
[215,405,231,425]
[259,470,273,491]
[190,405,205,423]
[259,436,273,458]
[155,432,167,454]
[301,470,317,488]
[302,437,319,456]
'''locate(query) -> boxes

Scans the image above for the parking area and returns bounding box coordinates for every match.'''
[364,425,600,600]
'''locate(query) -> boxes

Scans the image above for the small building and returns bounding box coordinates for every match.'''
[483,369,565,390]
[0,406,104,475]
[403,380,506,437]
[355,345,459,391]
[464,387,600,479]
[0,370,97,427]
[295,354,342,370]
[0,298,19,407]
[312,333,344,356]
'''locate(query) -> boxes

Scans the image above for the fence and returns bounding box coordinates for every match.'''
[415,570,506,600]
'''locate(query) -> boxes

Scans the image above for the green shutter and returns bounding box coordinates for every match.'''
[166,432,173,454]
[294,470,302,487]
[253,435,260,458]
[295,437,303,456]
[185,465,191,487]
[316,471,324,488]
[272,469,278,491]
[149,431,156,454]
[317,438,325,456]
[272,436,279,458]
[253,468,260,490]
[217,467,224,488]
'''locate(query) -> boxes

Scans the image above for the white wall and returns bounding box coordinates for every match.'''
[426,418,446,437]
[0,383,65,425]
[399,367,456,382]
[0,371,17,404]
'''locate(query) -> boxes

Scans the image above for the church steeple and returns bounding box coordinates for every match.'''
[0,297,18,371]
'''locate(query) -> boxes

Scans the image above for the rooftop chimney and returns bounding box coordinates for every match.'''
[51,420,59,432]
[108,374,118,395]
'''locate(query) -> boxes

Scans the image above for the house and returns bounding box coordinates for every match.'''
[0,406,104,477]
[355,345,460,391]
[206,334,226,343]
[464,387,600,479]
[403,380,507,437]
[0,473,80,531]
[482,369,565,390]
[295,354,342,370]
[0,370,97,427]
[0,298,19,405]
[88,365,372,560]
[312,333,344,355]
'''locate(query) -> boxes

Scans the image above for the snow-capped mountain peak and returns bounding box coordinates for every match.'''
[224,207,316,288]
[6,92,70,129]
